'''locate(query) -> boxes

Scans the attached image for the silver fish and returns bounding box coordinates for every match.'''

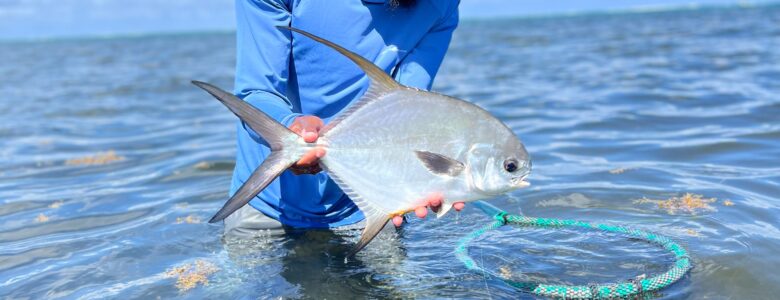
[192,27,531,256]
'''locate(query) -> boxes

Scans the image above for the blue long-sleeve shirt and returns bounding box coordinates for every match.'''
[231,0,459,228]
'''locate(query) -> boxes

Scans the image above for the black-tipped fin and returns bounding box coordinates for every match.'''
[192,80,300,222]
[277,26,399,92]
[208,151,294,223]
[415,151,465,177]
[277,26,402,133]
[347,215,390,257]
[267,28,404,255]
[191,80,296,151]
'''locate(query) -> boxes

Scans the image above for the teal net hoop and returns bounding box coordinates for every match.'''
[455,202,692,299]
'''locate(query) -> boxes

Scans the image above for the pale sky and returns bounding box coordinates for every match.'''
[0,0,775,40]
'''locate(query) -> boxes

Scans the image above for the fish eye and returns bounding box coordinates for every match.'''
[503,158,518,173]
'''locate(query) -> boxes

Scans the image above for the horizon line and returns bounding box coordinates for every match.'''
[1,1,777,43]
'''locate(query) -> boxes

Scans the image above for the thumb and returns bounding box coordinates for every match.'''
[302,128,318,143]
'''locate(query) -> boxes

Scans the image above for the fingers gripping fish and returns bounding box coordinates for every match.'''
[192,27,531,256]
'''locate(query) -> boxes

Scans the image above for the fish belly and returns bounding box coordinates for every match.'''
[322,148,467,214]
[321,90,495,215]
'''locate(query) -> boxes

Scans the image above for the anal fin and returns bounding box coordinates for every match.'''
[326,167,392,256]
[347,214,390,257]
[435,201,453,218]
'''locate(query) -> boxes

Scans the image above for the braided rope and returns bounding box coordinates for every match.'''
[455,212,692,299]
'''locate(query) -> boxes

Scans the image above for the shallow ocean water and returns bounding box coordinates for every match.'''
[2,4,780,299]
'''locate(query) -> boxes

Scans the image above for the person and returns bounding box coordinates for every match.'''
[225,0,464,236]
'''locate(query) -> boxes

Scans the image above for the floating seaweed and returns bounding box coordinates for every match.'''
[165,260,219,292]
[65,150,125,166]
[722,200,735,206]
[498,265,513,279]
[608,167,634,174]
[35,213,50,223]
[634,193,717,215]
[175,215,201,224]
[194,161,211,170]
[686,229,700,237]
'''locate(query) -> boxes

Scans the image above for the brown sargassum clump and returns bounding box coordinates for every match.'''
[165,260,219,292]
[35,213,50,223]
[49,200,63,209]
[175,215,201,224]
[608,167,634,174]
[65,150,125,165]
[634,193,717,215]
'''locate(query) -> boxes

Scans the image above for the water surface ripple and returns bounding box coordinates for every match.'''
[1,5,779,299]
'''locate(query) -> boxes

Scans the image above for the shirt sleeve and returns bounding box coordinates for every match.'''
[234,0,301,142]
[393,2,459,90]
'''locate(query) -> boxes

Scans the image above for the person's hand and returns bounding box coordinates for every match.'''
[391,193,465,227]
[289,115,326,175]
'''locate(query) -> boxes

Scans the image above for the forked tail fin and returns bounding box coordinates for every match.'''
[191,81,300,223]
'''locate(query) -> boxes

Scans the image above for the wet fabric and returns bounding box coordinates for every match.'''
[232,0,459,228]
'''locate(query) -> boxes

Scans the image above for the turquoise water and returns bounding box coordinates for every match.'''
[2,5,779,299]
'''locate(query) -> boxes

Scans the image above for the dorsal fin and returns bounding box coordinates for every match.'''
[279,26,400,92]
[278,26,402,132]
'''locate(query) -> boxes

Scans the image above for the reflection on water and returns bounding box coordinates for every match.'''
[2,4,780,299]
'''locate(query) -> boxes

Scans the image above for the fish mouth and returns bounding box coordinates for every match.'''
[511,175,531,188]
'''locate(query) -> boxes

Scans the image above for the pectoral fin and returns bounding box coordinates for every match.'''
[415,151,465,177]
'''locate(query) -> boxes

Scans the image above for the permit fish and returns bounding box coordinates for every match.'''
[192,26,531,256]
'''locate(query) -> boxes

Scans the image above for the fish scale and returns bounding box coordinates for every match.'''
[192,26,531,256]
